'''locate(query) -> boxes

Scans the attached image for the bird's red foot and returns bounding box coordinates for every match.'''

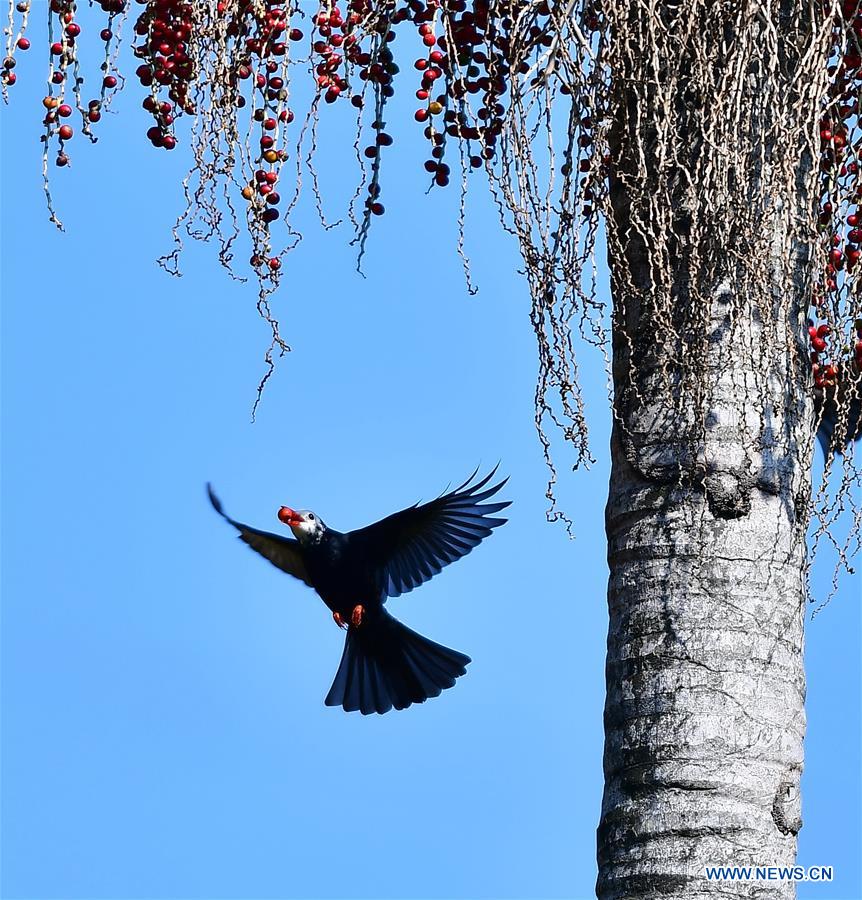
[333,611,347,630]
[351,604,365,628]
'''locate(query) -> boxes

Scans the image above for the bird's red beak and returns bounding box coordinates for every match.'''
[278,506,303,527]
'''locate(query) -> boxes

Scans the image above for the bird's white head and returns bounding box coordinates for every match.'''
[277,506,326,544]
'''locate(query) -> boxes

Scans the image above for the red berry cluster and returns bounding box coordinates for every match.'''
[809,320,838,389]
[47,0,120,164]
[2,1,32,94]
[133,0,198,149]
[410,0,515,180]
[340,1,404,218]
[5,0,122,167]
[45,0,82,156]
[226,1,301,272]
[302,0,552,220]
[310,3,353,104]
[243,78,291,245]
[357,0,556,192]
[6,0,557,235]
[811,0,862,390]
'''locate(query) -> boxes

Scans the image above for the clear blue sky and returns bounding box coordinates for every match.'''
[1,8,860,898]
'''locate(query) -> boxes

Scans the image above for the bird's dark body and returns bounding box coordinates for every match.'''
[302,531,382,620]
[207,468,509,715]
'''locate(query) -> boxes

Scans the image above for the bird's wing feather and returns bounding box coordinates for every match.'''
[348,467,510,599]
[207,484,313,587]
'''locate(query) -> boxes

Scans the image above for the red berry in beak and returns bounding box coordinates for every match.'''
[278,506,300,526]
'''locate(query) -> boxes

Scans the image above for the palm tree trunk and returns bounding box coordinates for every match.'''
[597,416,808,898]
[595,5,819,898]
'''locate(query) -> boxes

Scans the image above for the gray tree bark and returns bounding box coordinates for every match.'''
[595,7,818,899]
[597,384,809,898]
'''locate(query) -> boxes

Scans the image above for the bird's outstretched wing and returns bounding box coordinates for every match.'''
[348,467,510,600]
[207,484,313,587]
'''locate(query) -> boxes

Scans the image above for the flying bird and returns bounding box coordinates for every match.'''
[207,468,509,715]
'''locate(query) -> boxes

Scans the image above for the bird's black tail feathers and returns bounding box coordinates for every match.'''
[325,610,470,715]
